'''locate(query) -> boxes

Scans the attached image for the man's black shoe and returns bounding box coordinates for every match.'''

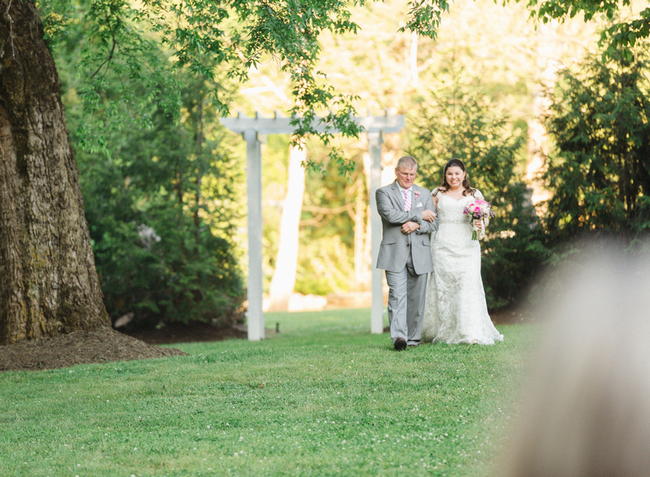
[394,338,407,351]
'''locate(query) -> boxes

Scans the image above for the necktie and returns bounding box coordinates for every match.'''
[403,189,411,211]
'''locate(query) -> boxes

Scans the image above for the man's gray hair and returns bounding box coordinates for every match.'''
[396,156,418,170]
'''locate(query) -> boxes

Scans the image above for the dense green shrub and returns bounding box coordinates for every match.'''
[86,203,243,329]
[543,48,650,248]
[75,71,245,329]
[44,1,245,329]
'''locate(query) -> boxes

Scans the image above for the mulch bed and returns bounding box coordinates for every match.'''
[125,322,247,345]
[0,327,187,372]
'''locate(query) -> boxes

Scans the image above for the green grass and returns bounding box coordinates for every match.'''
[0,309,534,476]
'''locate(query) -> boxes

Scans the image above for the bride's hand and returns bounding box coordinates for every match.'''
[422,210,436,222]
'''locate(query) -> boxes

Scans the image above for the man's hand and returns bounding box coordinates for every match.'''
[421,209,436,222]
[401,221,420,234]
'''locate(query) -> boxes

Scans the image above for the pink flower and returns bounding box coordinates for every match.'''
[463,198,495,240]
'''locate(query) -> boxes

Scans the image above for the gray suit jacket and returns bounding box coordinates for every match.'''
[375,182,436,275]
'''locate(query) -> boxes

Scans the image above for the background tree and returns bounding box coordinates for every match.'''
[505,0,649,60]
[408,71,547,308]
[404,0,650,56]
[240,0,606,302]
[542,46,650,245]
[267,144,306,311]
[296,148,366,296]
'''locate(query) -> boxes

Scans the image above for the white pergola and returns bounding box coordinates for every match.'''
[220,113,404,340]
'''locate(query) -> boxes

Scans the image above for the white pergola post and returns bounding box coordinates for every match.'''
[221,113,403,340]
[368,131,384,334]
[244,129,264,341]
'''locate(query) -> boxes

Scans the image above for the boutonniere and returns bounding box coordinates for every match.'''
[414,190,423,208]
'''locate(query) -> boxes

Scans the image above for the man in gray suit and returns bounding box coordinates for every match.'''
[376,156,436,351]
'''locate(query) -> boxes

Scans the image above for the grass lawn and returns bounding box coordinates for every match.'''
[0,309,534,476]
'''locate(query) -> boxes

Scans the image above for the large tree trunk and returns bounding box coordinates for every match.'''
[0,1,110,344]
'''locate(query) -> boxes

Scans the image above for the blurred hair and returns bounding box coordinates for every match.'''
[499,240,650,477]
[396,155,418,170]
[439,159,474,196]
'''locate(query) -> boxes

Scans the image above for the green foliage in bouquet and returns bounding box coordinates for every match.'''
[543,46,650,247]
[407,74,548,310]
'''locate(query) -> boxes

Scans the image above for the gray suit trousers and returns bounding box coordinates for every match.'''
[385,248,428,344]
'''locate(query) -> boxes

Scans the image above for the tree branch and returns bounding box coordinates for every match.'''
[89,32,117,80]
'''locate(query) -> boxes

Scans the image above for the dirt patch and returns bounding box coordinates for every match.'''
[0,327,187,372]
[490,307,531,324]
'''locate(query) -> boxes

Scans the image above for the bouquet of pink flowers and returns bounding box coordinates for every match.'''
[463,199,494,240]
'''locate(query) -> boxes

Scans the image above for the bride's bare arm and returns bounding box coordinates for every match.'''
[424,188,441,220]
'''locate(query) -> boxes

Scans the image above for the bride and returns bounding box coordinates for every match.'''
[422,159,503,345]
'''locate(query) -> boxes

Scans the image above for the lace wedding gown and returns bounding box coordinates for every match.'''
[422,191,503,345]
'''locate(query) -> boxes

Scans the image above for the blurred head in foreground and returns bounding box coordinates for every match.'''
[500,242,650,477]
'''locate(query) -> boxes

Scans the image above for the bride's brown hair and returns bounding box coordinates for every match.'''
[439,159,475,196]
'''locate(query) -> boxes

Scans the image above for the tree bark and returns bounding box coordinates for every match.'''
[352,174,368,288]
[267,144,305,312]
[0,0,110,344]
[526,20,559,208]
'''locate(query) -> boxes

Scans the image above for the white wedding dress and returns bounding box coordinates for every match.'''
[422,190,503,345]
